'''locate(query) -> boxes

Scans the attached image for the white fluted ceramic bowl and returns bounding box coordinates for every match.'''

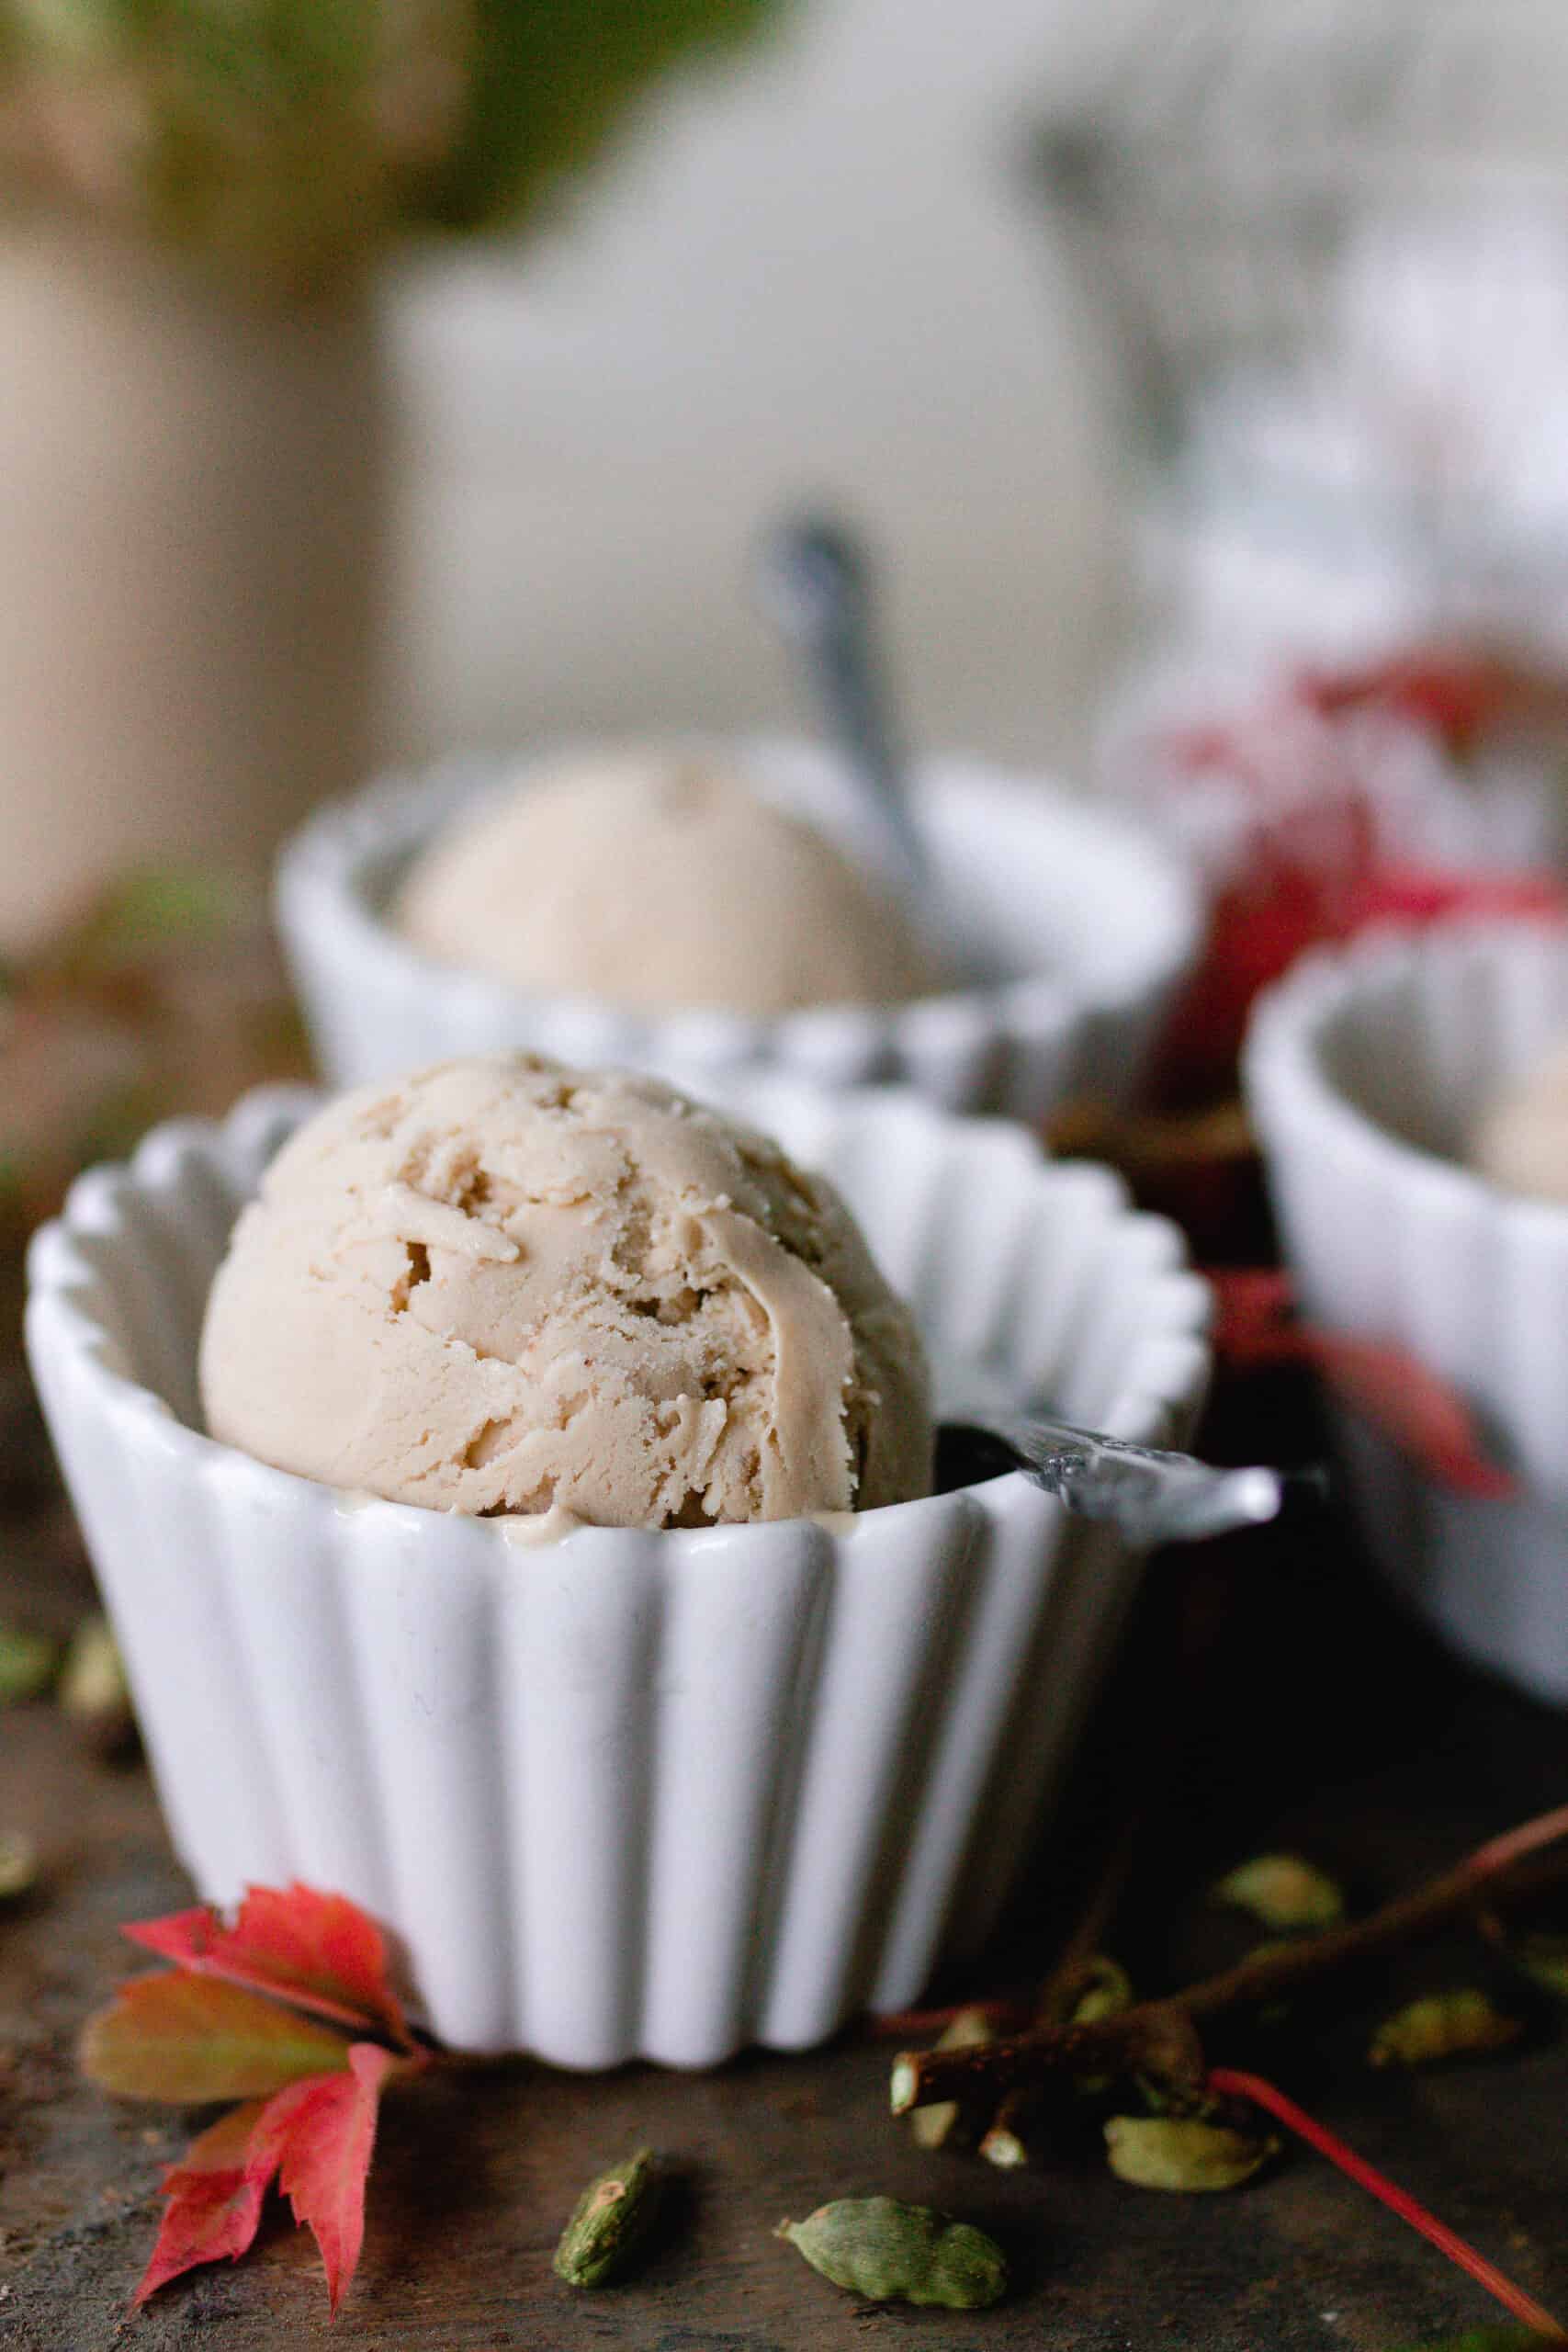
[275,742,1201,1118]
[1246,919,1568,1704]
[27,1073,1210,2064]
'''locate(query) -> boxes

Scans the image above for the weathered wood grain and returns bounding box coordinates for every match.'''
[5,1390,1568,2351]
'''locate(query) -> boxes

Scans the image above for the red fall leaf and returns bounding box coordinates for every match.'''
[1208,1269,1517,1500]
[1210,1268,1301,1370]
[125,1882,412,2046]
[1348,866,1567,931]
[132,2045,401,2312]
[243,2043,400,2313]
[133,2102,270,2309]
[1303,1330,1518,1503]
[1147,649,1568,1102]
[85,1882,423,2313]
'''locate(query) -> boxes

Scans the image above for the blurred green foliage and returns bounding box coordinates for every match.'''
[0,0,785,287]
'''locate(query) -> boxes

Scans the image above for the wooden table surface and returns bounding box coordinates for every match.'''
[4,1379,1568,2352]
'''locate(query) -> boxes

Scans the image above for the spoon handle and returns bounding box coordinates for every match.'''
[754,514,932,900]
[990,1411,1314,1545]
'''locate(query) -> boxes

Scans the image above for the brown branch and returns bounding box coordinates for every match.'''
[976,1812,1150,2167]
[892,1802,1568,2115]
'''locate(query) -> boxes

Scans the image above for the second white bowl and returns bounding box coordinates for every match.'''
[276,741,1201,1119]
[1246,919,1568,1704]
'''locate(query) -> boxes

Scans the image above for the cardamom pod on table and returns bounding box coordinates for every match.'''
[1212,1853,1344,1931]
[1370,1990,1521,2068]
[553,2148,660,2289]
[777,2196,1008,2308]
[1104,2115,1276,2191]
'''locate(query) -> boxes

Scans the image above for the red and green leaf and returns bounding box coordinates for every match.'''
[87,1883,420,2313]
[125,1883,411,2045]
[80,1972,354,2102]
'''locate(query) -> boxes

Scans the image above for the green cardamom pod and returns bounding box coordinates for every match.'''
[777,2197,1007,2309]
[1513,1933,1568,1999]
[0,1623,58,1706]
[1105,2115,1275,2191]
[553,2148,660,2288]
[0,1831,38,1900]
[57,1615,134,1755]
[1212,1853,1344,1931]
[1370,1990,1520,2069]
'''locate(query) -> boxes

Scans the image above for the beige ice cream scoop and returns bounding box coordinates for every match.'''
[1472,1035,1568,1205]
[198,1055,931,1527]
[395,752,948,1017]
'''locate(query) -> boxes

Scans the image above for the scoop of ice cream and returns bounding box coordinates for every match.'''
[198,1055,931,1526]
[1472,1036,1568,1205]
[395,752,947,1016]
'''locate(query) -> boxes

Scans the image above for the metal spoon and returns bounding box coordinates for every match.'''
[754,512,979,980]
[934,1412,1322,1546]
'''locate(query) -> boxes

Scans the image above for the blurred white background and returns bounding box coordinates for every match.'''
[386,0,1127,776]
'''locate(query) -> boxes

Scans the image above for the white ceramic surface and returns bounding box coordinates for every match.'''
[28,1075,1210,2064]
[275,742,1201,1120]
[1246,919,1568,1704]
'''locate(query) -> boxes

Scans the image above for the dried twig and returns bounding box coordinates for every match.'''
[893,1804,1568,2116]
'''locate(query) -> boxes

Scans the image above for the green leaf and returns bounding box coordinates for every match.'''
[80,1973,355,2102]
[1105,2115,1275,2191]
[1213,1854,1344,1931]
[1369,1991,1521,2069]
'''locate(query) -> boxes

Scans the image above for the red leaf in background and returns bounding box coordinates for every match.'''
[80,1972,355,2102]
[1296,650,1528,754]
[1208,1270,1517,1499]
[1208,1268,1303,1371]
[1149,650,1568,1102]
[1350,865,1568,930]
[133,2102,270,2308]
[126,1883,412,2047]
[1303,1330,1519,1503]
[243,2044,399,2314]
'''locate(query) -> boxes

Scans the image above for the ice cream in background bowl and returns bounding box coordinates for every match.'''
[200,1054,931,1527]
[28,1057,1210,2064]
[1245,917,1568,1708]
[397,752,948,1017]
[275,737,1204,1118]
[1472,1035,1568,1205]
